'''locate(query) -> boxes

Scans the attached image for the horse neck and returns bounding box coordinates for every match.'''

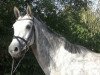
[31,18,66,73]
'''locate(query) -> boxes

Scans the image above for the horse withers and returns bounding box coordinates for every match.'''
[9,5,100,75]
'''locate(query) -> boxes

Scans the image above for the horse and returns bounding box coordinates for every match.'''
[8,5,100,75]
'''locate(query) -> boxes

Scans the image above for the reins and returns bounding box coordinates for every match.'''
[11,45,29,75]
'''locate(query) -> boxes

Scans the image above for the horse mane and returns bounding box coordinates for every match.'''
[33,17,89,55]
[64,40,89,53]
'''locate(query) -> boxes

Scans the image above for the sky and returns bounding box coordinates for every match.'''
[31,0,100,13]
[88,0,99,12]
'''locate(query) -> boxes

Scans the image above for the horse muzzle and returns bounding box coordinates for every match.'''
[9,45,20,58]
[8,42,26,58]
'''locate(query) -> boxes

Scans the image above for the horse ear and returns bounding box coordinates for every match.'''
[14,7,20,18]
[26,5,32,17]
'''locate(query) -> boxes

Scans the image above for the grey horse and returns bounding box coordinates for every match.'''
[9,5,100,75]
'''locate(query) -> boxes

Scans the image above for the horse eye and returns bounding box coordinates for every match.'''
[26,25,31,30]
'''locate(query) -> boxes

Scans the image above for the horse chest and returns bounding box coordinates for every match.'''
[48,47,83,75]
[46,47,100,75]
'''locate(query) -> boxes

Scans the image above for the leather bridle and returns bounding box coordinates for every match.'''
[11,18,34,75]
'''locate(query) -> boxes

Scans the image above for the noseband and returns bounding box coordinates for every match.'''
[13,18,34,49]
[13,35,27,45]
[11,18,34,75]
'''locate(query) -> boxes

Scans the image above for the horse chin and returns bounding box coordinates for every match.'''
[10,53,21,59]
[11,50,26,59]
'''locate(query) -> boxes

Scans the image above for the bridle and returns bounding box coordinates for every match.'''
[13,36,27,45]
[11,18,34,75]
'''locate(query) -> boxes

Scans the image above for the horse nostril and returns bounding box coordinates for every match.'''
[14,47,18,52]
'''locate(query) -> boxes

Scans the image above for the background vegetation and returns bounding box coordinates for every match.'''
[0,0,100,75]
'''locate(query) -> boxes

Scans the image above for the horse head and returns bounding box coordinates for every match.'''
[9,5,34,58]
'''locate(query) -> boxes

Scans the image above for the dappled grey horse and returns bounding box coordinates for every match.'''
[9,5,100,75]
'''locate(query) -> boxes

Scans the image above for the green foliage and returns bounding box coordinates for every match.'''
[57,1,100,52]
